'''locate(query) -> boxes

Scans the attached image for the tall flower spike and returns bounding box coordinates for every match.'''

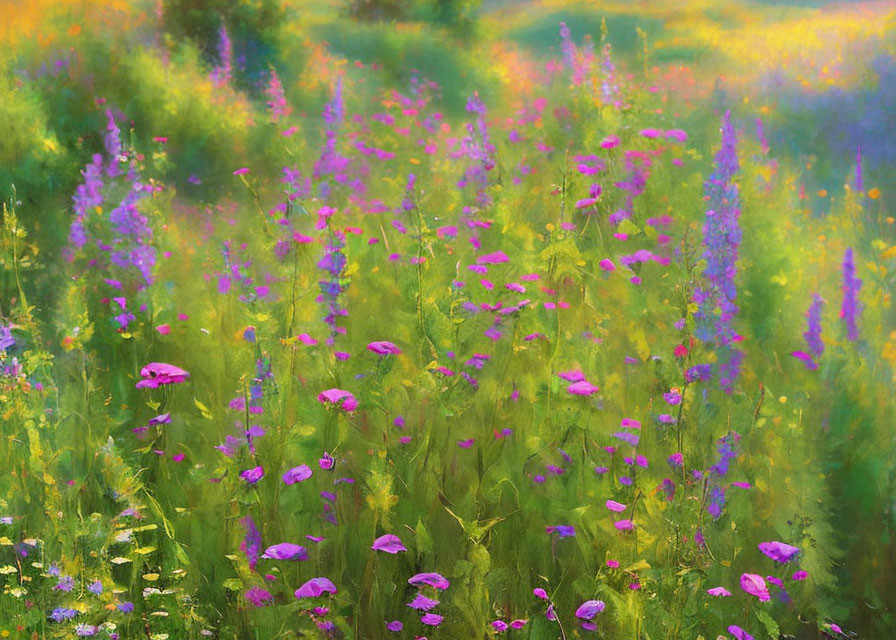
[841,248,862,341]
[804,294,824,357]
[211,23,233,88]
[692,111,743,393]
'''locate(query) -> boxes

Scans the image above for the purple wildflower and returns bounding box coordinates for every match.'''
[692,111,743,393]
[841,248,862,341]
[240,516,262,571]
[407,594,440,611]
[210,22,233,87]
[294,577,338,598]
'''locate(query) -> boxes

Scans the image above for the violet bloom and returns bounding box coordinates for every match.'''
[371,534,407,554]
[317,388,358,412]
[605,500,627,512]
[245,586,274,607]
[262,543,308,560]
[567,380,599,396]
[575,600,605,619]
[758,541,800,563]
[408,572,450,590]
[50,607,78,622]
[545,525,575,537]
[54,575,75,592]
[728,625,755,640]
[294,577,338,598]
[706,586,731,596]
[740,573,770,601]
[841,248,862,341]
[407,594,440,611]
[368,340,401,355]
[135,362,190,389]
[421,613,443,626]
[319,452,335,470]
[386,620,403,632]
[241,466,264,484]
[283,465,313,484]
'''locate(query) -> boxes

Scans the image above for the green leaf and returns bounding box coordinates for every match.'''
[193,397,213,420]
[755,610,780,639]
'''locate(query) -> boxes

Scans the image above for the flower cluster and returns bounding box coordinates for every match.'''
[692,111,743,393]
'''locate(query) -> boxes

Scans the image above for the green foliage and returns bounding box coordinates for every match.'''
[0,0,894,638]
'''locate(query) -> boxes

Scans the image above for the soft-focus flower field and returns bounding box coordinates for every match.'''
[0,0,894,638]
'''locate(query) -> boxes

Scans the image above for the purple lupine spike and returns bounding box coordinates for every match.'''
[600,43,621,106]
[457,92,496,210]
[240,516,262,571]
[692,111,743,393]
[210,23,232,87]
[841,248,862,341]
[804,294,824,357]
[558,22,594,86]
[104,110,123,177]
[316,228,348,344]
[855,146,863,193]
[265,68,290,123]
[706,431,740,519]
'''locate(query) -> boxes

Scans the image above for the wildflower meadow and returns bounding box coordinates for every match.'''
[0,0,894,638]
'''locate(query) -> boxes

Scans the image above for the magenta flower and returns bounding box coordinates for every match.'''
[135,362,190,389]
[319,452,335,469]
[294,577,337,598]
[557,369,586,382]
[492,620,508,632]
[567,380,599,396]
[241,466,264,484]
[758,541,800,563]
[706,586,731,597]
[244,586,274,607]
[421,612,443,626]
[575,600,605,619]
[614,519,635,531]
[262,543,307,560]
[476,251,509,264]
[386,620,403,632]
[605,500,627,512]
[317,388,358,412]
[407,594,440,611]
[371,534,407,554]
[727,625,755,640]
[791,570,808,581]
[408,572,450,590]
[283,465,313,484]
[510,619,527,629]
[367,341,401,355]
[739,573,770,601]
[533,588,549,600]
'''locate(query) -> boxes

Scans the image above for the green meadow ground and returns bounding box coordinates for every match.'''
[0,0,894,638]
